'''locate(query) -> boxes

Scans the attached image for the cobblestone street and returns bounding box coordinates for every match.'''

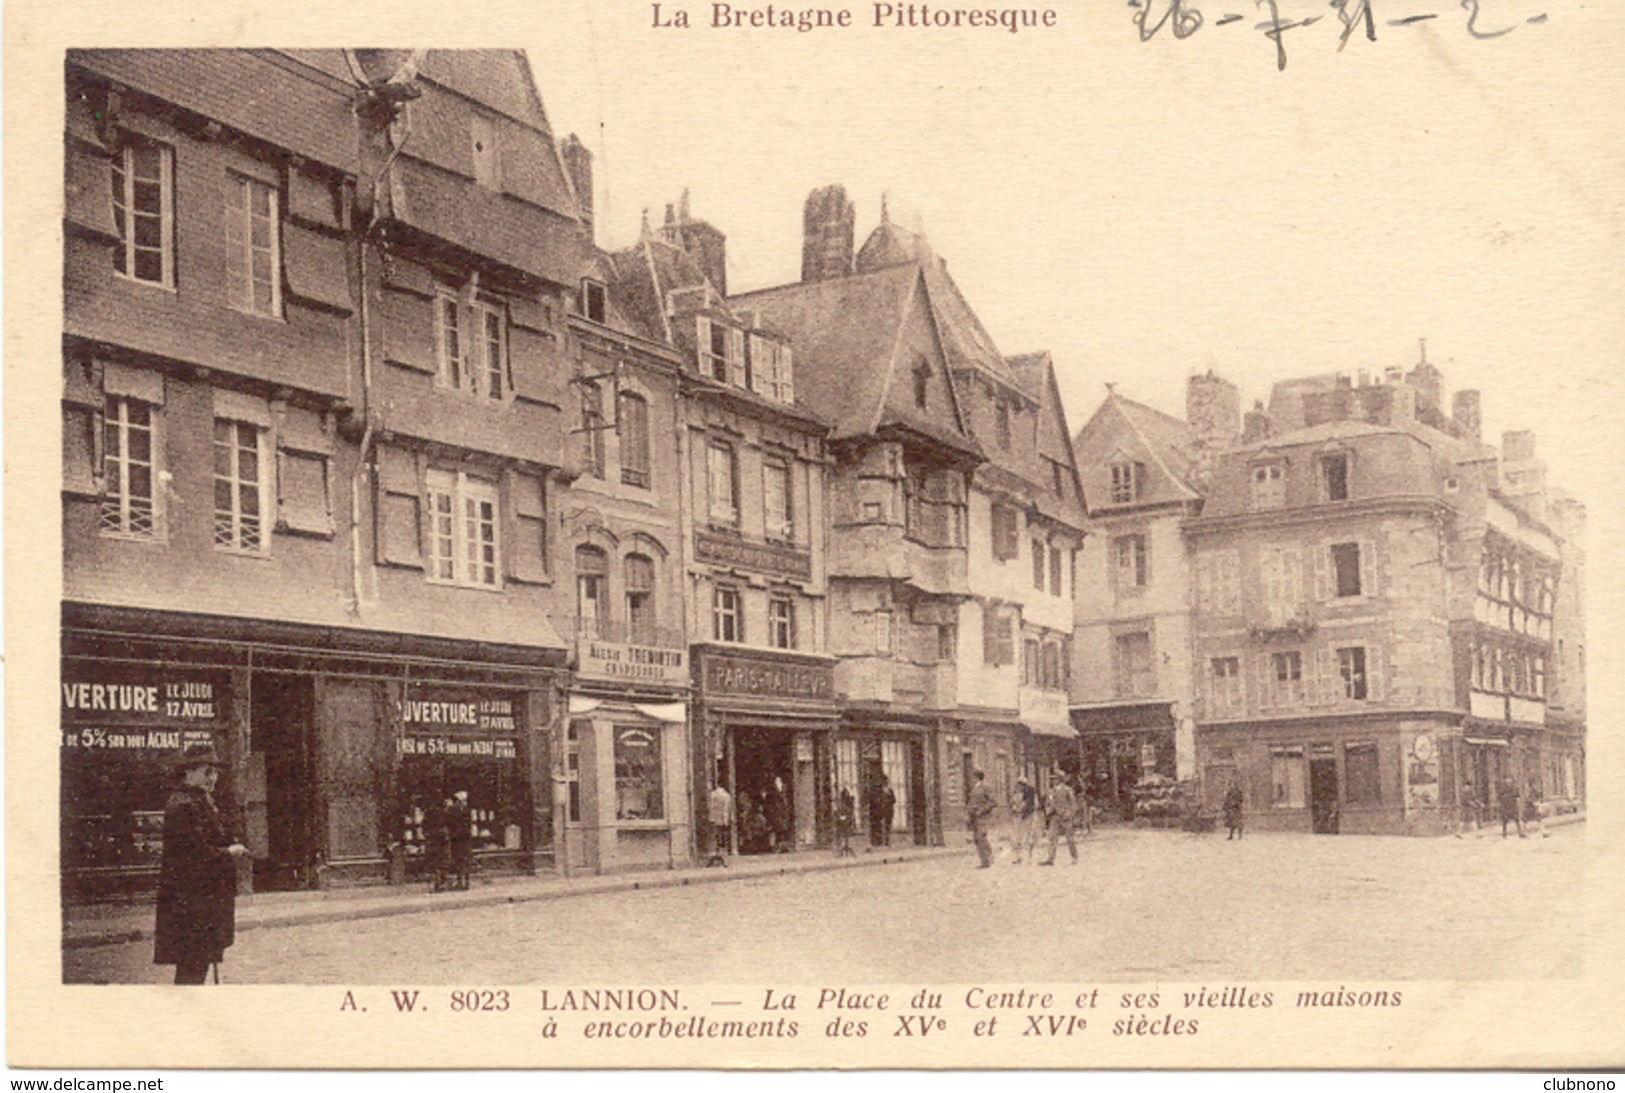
[66,825,1584,985]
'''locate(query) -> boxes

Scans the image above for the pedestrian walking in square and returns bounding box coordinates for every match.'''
[835,788,857,857]
[1039,774,1079,865]
[706,782,733,867]
[153,742,248,985]
[869,774,896,848]
[447,789,474,888]
[1498,777,1525,838]
[966,769,997,868]
[1010,774,1039,863]
[1222,781,1245,840]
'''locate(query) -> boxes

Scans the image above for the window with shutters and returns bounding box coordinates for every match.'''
[576,546,609,638]
[1114,632,1154,698]
[764,460,793,542]
[1209,656,1243,717]
[1337,646,1368,700]
[426,470,500,589]
[101,396,159,539]
[625,554,656,644]
[697,315,730,382]
[476,300,508,400]
[1345,742,1380,804]
[1271,747,1306,808]
[435,291,466,392]
[111,137,174,287]
[225,175,281,317]
[212,418,270,553]
[1022,638,1039,685]
[1114,534,1148,594]
[1268,651,1305,706]
[1031,540,1047,590]
[982,603,1014,666]
[618,391,651,488]
[713,586,743,643]
[1331,542,1362,598]
[768,596,796,650]
[1040,643,1061,689]
[990,503,1020,561]
[1251,463,1284,510]
[706,441,739,527]
[580,278,607,323]
[1049,545,1063,597]
[1261,546,1303,617]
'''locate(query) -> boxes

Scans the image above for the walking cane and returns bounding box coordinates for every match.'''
[212,962,220,985]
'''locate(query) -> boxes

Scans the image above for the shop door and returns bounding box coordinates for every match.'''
[793,734,818,848]
[733,730,794,854]
[908,739,928,845]
[250,674,316,890]
[1309,757,1340,834]
[317,678,385,864]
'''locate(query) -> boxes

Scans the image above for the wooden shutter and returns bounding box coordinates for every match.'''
[727,327,747,389]
[1254,653,1273,711]
[1313,647,1335,706]
[1313,542,1332,601]
[1360,538,1377,598]
[779,344,795,404]
[1366,643,1383,701]
[374,445,423,568]
[748,334,771,395]
[506,470,548,583]
[695,314,712,373]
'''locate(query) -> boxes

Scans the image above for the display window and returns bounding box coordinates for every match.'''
[396,686,528,859]
[614,725,664,821]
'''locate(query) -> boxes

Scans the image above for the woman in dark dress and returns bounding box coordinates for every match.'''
[1222,782,1245,841]
[153,742,248,984]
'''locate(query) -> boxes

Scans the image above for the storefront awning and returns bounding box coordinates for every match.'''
[568,696,687,724]
[1023,721,1079,740]
[1070,701,1175,735]
[1463,735,1510,747]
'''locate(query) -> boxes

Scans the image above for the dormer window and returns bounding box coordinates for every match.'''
[1320,452,1349,502]
[1109,461,1141,504]
[1251,462,1284,511]
[581,278,607,323]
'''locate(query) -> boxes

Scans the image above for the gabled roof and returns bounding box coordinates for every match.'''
[1003,350,1088,526]
[1074,390,1203,512]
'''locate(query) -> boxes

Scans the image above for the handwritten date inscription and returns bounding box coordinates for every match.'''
[1131,0,1548,69]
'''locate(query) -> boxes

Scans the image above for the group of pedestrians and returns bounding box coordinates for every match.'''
[966,768,1092,869]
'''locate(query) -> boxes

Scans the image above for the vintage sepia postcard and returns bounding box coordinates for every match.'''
[6,0,1624,1073]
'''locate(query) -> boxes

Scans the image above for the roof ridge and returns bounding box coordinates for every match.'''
[1110,392,1201,501]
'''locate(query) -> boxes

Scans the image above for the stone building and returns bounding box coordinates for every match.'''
[61,50,588,898]
[1184,352,1584,835]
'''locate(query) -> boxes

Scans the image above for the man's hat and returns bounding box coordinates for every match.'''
[174,740,224,771]
[1016,773,1031,784]
[454,790,469,801]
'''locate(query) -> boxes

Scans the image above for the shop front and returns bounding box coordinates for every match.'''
[62,604,565,902]
[938,720,1018,839]
[1073,701,1177,823]
[564,633,692,874]
[691,645,838,856]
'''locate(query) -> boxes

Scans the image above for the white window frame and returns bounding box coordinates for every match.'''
[434,290,466,392]
[707,441,739,527]
[225,174,282,318]
[713,586,744,643]
[112,138,175,288]
[212,417,272,554]
[100,396,159,539]
[1337,645,1368,700]
[425,469,502,589]
[1209,656,1243,717]
[476,298,508,401]
[764,459,793,543]
[768,596,796,650]
[1109,461,1137,504]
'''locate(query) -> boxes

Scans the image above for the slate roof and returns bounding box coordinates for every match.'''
[1074,390,1203,512]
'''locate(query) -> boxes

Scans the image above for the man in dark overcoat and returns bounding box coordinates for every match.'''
[154,741,248,984]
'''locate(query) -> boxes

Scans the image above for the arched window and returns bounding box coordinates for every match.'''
[575,545,609,638]
[625,553,656,644]
[618,391,651,488]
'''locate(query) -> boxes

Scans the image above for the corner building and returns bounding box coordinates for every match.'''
[61,50,587,898]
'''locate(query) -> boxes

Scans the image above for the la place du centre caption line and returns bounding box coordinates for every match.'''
[653,3,1062,33]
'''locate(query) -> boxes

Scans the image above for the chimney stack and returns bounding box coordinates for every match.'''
[664,190,729,295]
[1186,370,1241,447]
[801,184,855,283]
[1242,400,1272,443]
[1452,389,1482,441]
[559,134,594,241]
[1502,429,1537,464]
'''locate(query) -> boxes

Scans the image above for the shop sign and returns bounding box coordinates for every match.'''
[1405,732,1440,811]
[63,727,216,752]
[61,668,228,726]
[698,651,834,702]
[398,736,518,759]
[693,530,813,581]
[399,693,519,733]
[1017,686,1069,732]
[578,641,687,685]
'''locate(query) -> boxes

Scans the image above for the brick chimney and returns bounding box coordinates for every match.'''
[559,133,594,241]
[1187,370,1240,448]
[1242,400,1271,443]
[1452,389,1482,440]
[801,184,855,283]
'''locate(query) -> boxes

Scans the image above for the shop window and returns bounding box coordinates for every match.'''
[834,738,862,826]
[1345,742,1380,804]
[1049,544,1063,597]
[576,546,609,637]
[225,175,281,317]
[1114,632,1154,698]
[111,136,173,286]
[707,441,739,527]
[1271,747,1306,808]
[435,290,466,392]
[1032,540,1046,591]
[713,586,743,643]
[614,726,664,821]
[624,554,656,644]
[768,596,797,650]
[425,470,500,588]
[1331,542,1363,598]
[1109,461,1141,504]
[565,721,583,824]
[618,391,650,488]
[1337,646,1368,700]
[1269,651,1305,706]
[764,460,793,542]
[101,396,157,538]
[579,382,606,479]
[1320,453,1349,502]
[1251,463,1284,511]
[1114,534,1148,593]
[881,739,912,833]
[213,418,270,553]
[1209,656,1243,716]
